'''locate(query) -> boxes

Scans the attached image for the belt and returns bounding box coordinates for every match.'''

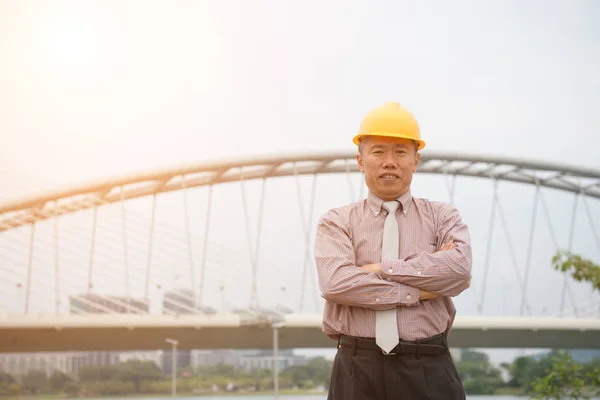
[338,332,448,356]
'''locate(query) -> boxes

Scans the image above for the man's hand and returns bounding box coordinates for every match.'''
[359,263,382,274]
[416,241,454,301]
[438,240,455,252]
[419,289,438,300]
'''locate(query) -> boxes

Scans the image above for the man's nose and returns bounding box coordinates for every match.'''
[382,154,397,168]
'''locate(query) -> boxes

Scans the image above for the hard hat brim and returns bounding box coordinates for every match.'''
[352,133,426,150]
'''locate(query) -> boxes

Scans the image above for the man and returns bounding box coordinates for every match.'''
[314,102,472,399]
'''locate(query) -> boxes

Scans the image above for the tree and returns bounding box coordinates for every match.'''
[551,250,600,292]
[461,348,489,363]
[21,370,48,394]
[506,352,557,391]
[530,352,600,400]
[455,349,503,395]
[63,382,79,397]
[116,359,164,393]
[0,373,17,396]
[49,370,72,391]
[0,373,14,384]
[280,366,311,388]
[529,251,600,399]
[79,365,121,382]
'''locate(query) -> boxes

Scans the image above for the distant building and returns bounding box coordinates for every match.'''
[191,350,241,369]
[189,349,308,372]
[118,351,163,366]
[162,288,195,373]
[70,352,120,375]
[0,353,74,377]
[237,349,308,372]
[69,293,149,314]
[0,350,167,377]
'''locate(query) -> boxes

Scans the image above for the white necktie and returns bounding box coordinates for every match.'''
[375,201,400,353]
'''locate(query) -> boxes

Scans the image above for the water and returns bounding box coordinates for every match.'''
[83,396,527,399]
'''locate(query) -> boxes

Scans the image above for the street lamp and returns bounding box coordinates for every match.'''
[165,338,179,397]
[272,321,284,400]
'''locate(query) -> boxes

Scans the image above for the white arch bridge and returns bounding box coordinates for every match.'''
[1,150,599,352]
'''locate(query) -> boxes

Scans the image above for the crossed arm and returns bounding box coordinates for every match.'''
[314,206,472,310]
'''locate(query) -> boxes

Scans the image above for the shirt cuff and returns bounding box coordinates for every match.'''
[381,258,424,278]
[397,284,420,306]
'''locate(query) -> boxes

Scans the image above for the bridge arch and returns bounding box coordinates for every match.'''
[1,150,599,320]
[1,150,599,231]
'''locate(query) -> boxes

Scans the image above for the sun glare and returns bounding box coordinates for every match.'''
[46,21,95,69]
[33,8,111,87]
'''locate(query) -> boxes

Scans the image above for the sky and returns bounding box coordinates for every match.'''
[1,0,600,364]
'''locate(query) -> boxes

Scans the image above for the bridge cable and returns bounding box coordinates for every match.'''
[144,193,157,301]
[581,190,600,306]
[199,184,214,308]
[559,191,580,316]
[478,177,498,314]
[181,176,196,305]
[120,186,130,298]
[54,202,61,314]
[496,186,530,316]
[296,163,319,312]
[520,177,540,316]
[239,171,267,309]
[24,222,35,314]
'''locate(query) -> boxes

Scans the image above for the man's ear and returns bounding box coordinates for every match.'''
[357,153,364,172]
[413,152,420,172]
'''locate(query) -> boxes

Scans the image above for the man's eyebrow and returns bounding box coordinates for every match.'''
[370,143,409,148]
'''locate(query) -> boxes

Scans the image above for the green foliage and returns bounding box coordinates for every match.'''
[79,380,134,395]
[527,251,600,398]
[115,359,164,393]
[530,352,600,400]
[20,369,49,394]
[63,381,79,397]
[79,364,121,381]
[279,357,332,389]
[49,370,72,391]
[462,377,503,395]
[0,374,18,396]
[552,250,600,291]
[455,349,504,395]
[461,348,490,363]
[506,351,557,391]
[0,383,20,396]
[0,373,15,385]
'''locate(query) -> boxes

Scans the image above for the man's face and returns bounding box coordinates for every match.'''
[356,136,420,201]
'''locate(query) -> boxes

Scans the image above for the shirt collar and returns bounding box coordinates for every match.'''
[367,190,412,217]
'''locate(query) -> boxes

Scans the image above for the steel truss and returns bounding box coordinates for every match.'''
[1,150,599,317]
[2,151,599,231]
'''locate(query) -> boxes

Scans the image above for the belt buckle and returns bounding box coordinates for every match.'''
[381,344,399,356]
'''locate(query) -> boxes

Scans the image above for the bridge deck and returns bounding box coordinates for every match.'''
[1,314,599,352]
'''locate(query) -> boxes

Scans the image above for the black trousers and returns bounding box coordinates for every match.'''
[328,333,465,400]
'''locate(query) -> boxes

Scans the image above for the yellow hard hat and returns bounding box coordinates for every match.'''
[352,102,425,150]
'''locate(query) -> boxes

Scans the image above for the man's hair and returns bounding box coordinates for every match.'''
[357,137,419,155]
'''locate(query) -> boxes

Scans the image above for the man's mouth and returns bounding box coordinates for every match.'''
[379,173,399,180]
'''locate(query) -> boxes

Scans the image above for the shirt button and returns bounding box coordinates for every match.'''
[388,268,393,273]
[376,298,380,302]
[406,295,411,300]
[417,271,422,275]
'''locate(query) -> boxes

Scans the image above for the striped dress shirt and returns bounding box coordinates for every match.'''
[314,190,472,341]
